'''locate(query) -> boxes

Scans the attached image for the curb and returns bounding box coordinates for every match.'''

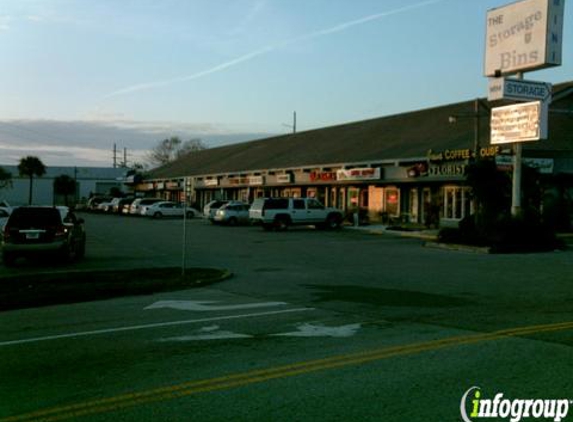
[0,267,233,312]
[347,226,438,241]
[194,268,233,287]
[423,241,492,254]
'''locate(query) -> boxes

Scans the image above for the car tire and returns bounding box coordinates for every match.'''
[60,245,73,262]
[228,217,238,226]
[326,214,342,230]
[2,252,17,267]
[262,223,273,231]
[186,211,194,219]
[153,212,163,219]
[274,216,290,231]
[75,239,86,260]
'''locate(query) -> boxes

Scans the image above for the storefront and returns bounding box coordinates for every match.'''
[139,82,573,227]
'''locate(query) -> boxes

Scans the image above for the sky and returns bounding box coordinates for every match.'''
[0,0,571,168]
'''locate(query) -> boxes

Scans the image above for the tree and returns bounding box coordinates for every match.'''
[18,156,47,205]
[146,137,207,168]
[0,167,12,190]
[53,175,76,206]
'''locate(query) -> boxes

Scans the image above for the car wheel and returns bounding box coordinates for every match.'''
[2,252,17,267]
[186,211,194,218]
[75,239,86,260]
[262,223,273,231]
[228,217,238,226]
[326,214,342,230]
[60,245,73,262]
[153,212,163,219]
[274,216,290,231]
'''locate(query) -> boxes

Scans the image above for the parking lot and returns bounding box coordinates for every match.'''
[1,213,572,421]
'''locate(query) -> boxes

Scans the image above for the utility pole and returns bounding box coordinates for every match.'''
[283,111,297,133]
[293,111,297,134]
[113,143,117,168]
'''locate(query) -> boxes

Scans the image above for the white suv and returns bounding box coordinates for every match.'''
[249,198,343,231]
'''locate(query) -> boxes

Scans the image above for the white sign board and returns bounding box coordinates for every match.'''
[490,101,548,144]
[484,0,564,76]
[488,77,552,102]
[336,167,381,181]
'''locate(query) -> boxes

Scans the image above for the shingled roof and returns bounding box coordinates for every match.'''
[149,81,573,179]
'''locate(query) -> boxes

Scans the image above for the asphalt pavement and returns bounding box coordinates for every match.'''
[1,213,572,421]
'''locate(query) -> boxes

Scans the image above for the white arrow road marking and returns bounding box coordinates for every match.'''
[144,300,287,312]
[157,325,253,342]
[272,323,362,338]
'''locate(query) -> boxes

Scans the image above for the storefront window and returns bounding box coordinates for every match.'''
[443,186,472,220]
[385,188,399,216]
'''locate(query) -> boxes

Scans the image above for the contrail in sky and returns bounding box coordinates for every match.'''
[104,0,446,99]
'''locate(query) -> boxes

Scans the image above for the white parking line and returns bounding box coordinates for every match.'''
[0,308,315,347]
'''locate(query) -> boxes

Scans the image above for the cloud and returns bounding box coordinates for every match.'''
[103,46,274,98]
[0,119,274,166]
[103,0,447,99]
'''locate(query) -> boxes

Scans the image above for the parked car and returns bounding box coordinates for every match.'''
[249,197,343,230]
[142,201,199,219]
[1,206,86,266]
[96,199,116,213]
[113,197,135,214]
[213,202,251,225]
[203,200,229,220]
[86,196,111,211]
[129,198,163,216]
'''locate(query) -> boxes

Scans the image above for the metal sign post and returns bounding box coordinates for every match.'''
[181,177,188,277]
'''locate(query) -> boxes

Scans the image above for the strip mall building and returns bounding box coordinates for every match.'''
[133,81,573,227]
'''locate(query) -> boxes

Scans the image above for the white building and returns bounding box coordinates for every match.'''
[0,165,127,206]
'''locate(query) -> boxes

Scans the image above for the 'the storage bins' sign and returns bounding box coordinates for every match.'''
[484,0,564,76]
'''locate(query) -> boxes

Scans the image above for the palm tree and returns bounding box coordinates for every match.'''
[18,156,46,205]
[53,174,76,206]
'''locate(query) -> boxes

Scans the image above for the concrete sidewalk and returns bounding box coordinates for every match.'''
[345,224,439,241]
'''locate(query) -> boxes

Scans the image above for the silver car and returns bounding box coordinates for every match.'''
[212,203,250,225]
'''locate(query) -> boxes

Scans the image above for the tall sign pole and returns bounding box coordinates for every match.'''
[181,177,188,277]
[511,73,524,216]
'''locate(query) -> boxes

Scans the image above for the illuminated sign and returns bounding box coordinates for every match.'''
[490,101,548,144]
[248,176,264,186]
[310,171,336,182]
[204,179,218,187]
[336,168,381,181]
[484,0,564,76]
[276,174,292,183]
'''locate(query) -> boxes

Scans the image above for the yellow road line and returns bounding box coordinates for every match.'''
[3,320,573,422]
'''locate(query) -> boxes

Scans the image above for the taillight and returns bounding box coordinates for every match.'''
[55,225,68,238]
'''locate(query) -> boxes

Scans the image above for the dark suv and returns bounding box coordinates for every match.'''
[1,206,86,266]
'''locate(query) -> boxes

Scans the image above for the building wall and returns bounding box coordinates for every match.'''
[0,166,126,206]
